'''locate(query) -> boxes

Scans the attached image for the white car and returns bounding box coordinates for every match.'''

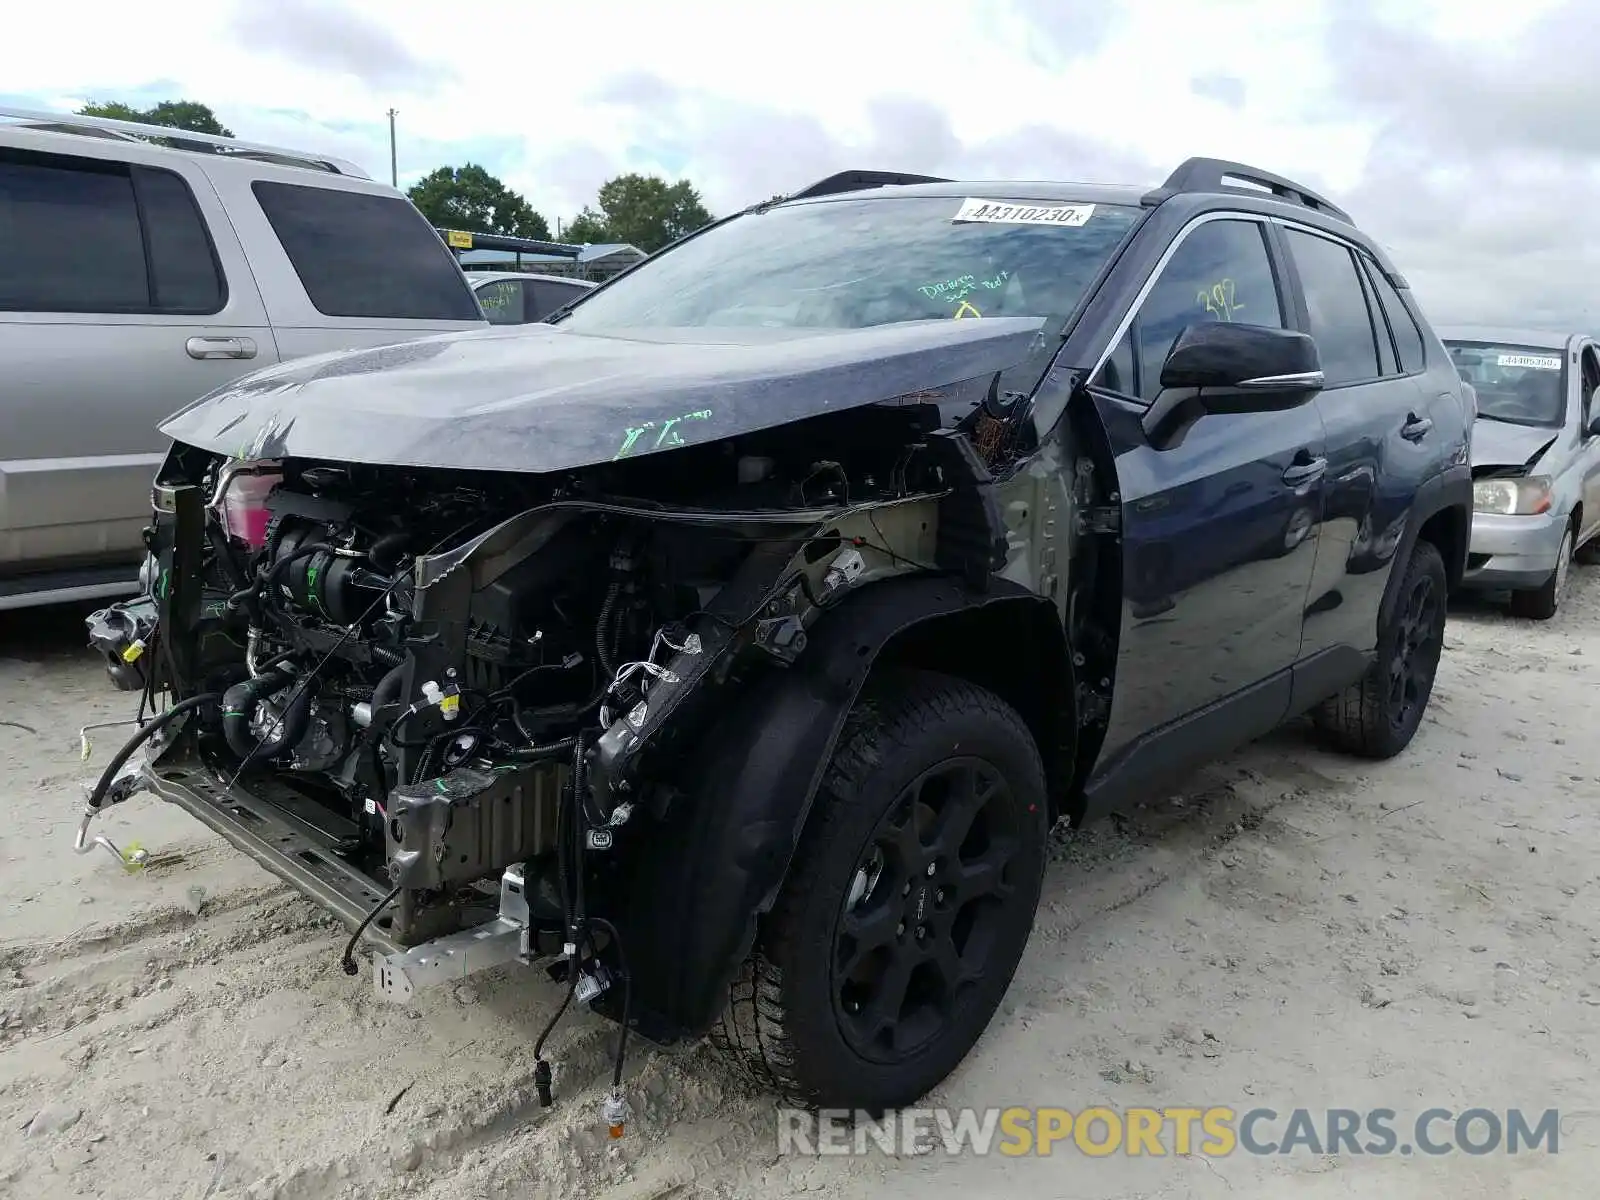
[467,271,595,325]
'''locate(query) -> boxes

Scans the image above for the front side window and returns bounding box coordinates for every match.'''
[1446,340,1567,428]
[1126,218,1286,402]
[253,181,481,321]
[557,195,1142,338]
[1283,228,1381,387]
[0,148,223,314]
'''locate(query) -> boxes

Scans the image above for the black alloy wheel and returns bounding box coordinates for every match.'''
[833,758,1022,1063]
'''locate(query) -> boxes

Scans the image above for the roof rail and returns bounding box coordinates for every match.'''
[1143,157,1352,224]
[788,170,953,201]
[0,106,371,179]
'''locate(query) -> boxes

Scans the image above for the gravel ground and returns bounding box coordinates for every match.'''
[3,576,1599,1200]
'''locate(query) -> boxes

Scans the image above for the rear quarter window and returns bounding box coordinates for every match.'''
[252,181,480,321]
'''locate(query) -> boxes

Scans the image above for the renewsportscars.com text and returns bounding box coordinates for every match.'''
[777,1106,1561,1158]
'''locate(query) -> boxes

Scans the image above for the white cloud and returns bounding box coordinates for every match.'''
[2,0,1596,330]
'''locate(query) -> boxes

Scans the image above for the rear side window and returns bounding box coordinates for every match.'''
[529,279,586,320]
[134,168,225,312]
[1362,259,1425,373]
[475,278,525,324]
[1283,228,1380,387]
[253,181,480,321]
[1356,264,1398,377]
[0,148,224,314]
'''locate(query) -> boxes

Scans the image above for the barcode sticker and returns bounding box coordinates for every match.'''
[1497,354,1561,371]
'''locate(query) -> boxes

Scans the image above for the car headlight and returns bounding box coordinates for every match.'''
[1473,476,1552,516]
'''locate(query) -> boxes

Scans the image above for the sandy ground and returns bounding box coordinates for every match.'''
[3,574,1599,1200]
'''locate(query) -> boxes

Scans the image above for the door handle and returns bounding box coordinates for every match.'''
[1401,412,1433,442]
[186,336,257,361]
[1282,455,1328,488]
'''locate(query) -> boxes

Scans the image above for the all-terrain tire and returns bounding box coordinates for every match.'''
[1312,538,1447,760]
[1509,525,1573,620]
[710,670,1048,1111]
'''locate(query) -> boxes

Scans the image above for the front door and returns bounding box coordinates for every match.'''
[1085,214,1327,762]
[0,146,276,574]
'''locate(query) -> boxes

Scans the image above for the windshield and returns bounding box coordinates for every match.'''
[1446,340,1567,427]
[556,195,1143,337]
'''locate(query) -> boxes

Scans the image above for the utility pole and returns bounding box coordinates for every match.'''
[387,108,398,188]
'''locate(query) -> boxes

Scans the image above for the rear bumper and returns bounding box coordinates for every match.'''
[1459,511,1566,591]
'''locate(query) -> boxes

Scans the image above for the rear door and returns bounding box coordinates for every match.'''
[217,169,486,360]
[1084,213,1326,757]
[1275,224,1429,676]
[0,143,273,574]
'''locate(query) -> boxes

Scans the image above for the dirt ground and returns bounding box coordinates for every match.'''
[3,573,1599,1200]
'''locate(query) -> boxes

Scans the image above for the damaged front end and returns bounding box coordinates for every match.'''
[76,395,1019,1046]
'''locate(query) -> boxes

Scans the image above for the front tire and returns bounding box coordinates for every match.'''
[711,671,1047,1111]
[1509,526,1572,620]
[1313,538,1447,759]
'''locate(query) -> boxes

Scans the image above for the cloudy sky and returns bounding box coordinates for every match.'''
[4,0,1595,332]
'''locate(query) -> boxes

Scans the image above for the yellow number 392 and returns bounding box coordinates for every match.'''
[1197,279,1242,321]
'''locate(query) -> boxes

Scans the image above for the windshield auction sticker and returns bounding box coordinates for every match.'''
[953,198,1096,227]
[1497,354,1562,371]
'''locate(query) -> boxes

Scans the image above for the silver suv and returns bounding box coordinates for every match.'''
[0,107,488,611]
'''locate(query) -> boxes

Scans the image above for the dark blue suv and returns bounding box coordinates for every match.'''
[84,158,1473,1121]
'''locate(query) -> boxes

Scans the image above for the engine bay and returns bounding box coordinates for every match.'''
[82,403,1004,958]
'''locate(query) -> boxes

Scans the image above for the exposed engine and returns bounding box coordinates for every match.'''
[83,403,1002,955]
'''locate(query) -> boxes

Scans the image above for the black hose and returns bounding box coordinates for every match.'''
[86,693,221,811]
[206,521,249,591]
[369,659,407,718]
[220,669,312,766]
[226,541,340,611]
[585,916,633,1089]
[340,883,402,976]
[368,530,409,573]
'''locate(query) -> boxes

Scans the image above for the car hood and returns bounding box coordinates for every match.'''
[1470,419,1561,471]
[159,318,1047,473]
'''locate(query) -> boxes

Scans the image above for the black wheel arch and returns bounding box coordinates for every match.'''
[1381,463,1470,631]
[601,572,1074,1044]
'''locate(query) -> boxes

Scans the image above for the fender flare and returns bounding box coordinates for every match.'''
[1378,462,1471,633]
[605,572,1067,1042]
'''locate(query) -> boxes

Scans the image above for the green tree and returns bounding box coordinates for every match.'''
[407,164,551,240]
[78,99,233,137]
[563,206,609,245]
[563,174,714,252]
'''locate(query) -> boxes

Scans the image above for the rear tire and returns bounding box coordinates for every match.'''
[711,671,1047,1111]
[1510,527,1572,620]
[1313,538,1447,759]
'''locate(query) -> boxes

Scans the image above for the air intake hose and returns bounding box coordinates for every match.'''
[221,669,313,765]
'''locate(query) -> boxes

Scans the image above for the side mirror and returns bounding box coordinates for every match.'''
[1143,323,1324,450]
[1159,322,1323,395]
[1587,410,1600,437]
